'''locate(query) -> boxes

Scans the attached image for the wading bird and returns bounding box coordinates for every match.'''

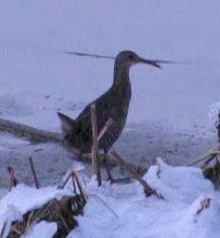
[58,50,174,180]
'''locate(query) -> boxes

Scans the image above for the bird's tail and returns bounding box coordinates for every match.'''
[0,117,62,143]
[57,112,78,135]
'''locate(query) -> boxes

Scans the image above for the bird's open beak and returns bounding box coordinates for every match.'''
[139,58,162,69]
[139,57,188,69]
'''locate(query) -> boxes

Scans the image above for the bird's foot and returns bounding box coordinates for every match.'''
[106,172,114,183]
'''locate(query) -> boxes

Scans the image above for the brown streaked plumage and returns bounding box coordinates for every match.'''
[58,50,162,179]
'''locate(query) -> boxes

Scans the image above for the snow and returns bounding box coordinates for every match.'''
[70,160,220,238]
[0,184,73,237]
[0,184,72,217]
[24,221,57,238]
[0,161,219,238]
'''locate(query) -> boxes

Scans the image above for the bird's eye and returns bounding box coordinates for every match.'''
[128,55,134,60]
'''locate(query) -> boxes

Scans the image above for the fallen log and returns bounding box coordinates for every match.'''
[0,117,62,143]
[0,117,117,167]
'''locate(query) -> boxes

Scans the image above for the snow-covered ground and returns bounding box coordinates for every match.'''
[0,184,72,238]
[0,160,220,238]
[75,160,220,238]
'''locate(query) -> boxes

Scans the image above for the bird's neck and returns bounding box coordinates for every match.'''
[113,62,130,86]
[112,63,131,101]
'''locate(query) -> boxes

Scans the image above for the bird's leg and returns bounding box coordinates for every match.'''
[103,149,114,182]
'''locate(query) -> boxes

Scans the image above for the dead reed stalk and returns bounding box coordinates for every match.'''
[28,157,39,189]
[97,118,113,142]
[7,167,17,191]
[111,150,163,199]
[186,144,220,167]
[91,104,101,186]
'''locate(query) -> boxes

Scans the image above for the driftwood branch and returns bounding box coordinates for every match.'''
[0,117,83,156]
[111,150,163,199]
[0,117,118,167]
[0,117,62,142]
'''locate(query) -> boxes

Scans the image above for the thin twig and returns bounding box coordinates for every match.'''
[72,170,87,203]
[186,144,220,166]
[65,51,115,60]
[28,157,40,189]
[25,210,35,233]
[91,104,101,186]
[26,201,53,232]
[97,118,113,142]
[201,154,217,169]
[72,175,77,194]
[57,170,86,202]
[65,51,188,65]
[57,172,73,189]
[196,198,211,215]
[89,193,118,218]
[111,150,163,199]
[0,221,7,238]
[10,225,22,236]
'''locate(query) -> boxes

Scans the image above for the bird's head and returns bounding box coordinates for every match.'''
[116,50,162,69]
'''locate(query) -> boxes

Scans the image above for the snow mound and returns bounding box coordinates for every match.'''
[0,184,73,235]
[0,184,73,216]
[0,161,219,238]
[72,160,220,238]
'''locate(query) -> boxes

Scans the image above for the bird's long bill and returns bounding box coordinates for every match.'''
[140,58,162,68]
[140,57,186,69]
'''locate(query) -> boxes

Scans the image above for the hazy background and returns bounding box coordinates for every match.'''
[0,0,220,130]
